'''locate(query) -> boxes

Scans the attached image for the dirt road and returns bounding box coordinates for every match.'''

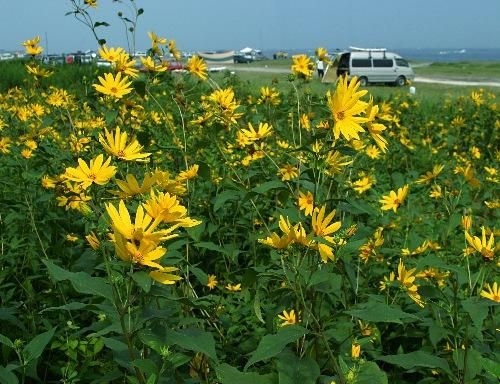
[211,65,500,88]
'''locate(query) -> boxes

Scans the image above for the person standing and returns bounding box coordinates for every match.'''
[316,58,324,79]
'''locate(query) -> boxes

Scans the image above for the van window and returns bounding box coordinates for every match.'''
[395,58,409,67]
[373,59,393,68]
[352,59,372,67]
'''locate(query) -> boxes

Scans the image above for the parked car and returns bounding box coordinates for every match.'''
[233,54,253,63]
[166,61,185,71]
[42,54,65,66]
[96,59,112,68]
[335,48,415,86]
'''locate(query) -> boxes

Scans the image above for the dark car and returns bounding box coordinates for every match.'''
[233,54,253,63]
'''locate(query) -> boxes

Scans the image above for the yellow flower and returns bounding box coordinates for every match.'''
[239,122,273,144]
[99,127,151,161]
[380,185,409,213]
[207,274,218,290]
[21,149,33,159]
[365,97,388,152]
[257,86,280,105]
[465,227,495,260]
[64,154,116,189]
[84,0,97,7]
[85,232,100,250]
[113,173,157,198]
[176,164,199,182]
[365,145,381,159]
[397,259,424,307]
[140,56,168,72]
[112,231,166,269]
[300,113,311,131]
[327,76,368,141]
[143,190,200,228]
[351,342,361,358]
[186,56,208,80]
[114,52,139,78]
[26,64,52,79]
[149,267,182,285]
[278,164,299,181]
[324,151,353,175]
[41,175,58,189]
[22,36,43,56]
[352,176,374,194]
[379,272,395,291]
[416,165,444,184]
[98,45,125,62]
[225,283,241,292]
[480,282,500,303]
[148,31,167,46]
[168,39,181,61]
[298,191,314,216]
[278,309,298,327]
[105,200,176,244]
[461,215,472,231]
[429,184,443,199]
[311,206,341,262]
[315,47,329,62]
[291,55,314,79]
[66,234,78,242]
[93,72,133,99]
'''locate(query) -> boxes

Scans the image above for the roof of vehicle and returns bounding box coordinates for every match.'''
[338,50,404,59]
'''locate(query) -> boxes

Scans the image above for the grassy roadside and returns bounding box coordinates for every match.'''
[229,59,500,81]
[211,70,500,102]
[413,62,500,81]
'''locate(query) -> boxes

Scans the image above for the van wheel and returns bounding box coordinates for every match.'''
[358,76,368,87]
[396,76,406,86]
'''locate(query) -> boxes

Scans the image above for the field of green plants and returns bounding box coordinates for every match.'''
[0,2,499,384]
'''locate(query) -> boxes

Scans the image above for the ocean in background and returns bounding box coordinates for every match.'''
[262,48,500,62]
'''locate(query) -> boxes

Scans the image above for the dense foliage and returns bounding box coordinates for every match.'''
[0,2,499,384]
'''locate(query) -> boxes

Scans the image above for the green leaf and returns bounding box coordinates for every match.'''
[166,328,217,361]
[0,334,13,348]
[0,366,18,384]
[133,80,146,98]
[462,297,489,328]
[378,351,451,374]
[253,290,265,324]
[102,337,128,352]
[213,190,244,212]
[94,21,110,28]
[343,197,378,216]
[276,349,320,384]
[195,241,224,253]
[190,266,208,285]
[244,325,307,370]
[43,260,113,301]
[23,327,57,363]
[482,357,500,378]
[251,180,286,194]
[215,363,275,384]
[357,361,388,384]
[131,271,152,293]
[132,359,157,378]
[346,301,419,324]
[138,329,165,354]
[41,302,88,313]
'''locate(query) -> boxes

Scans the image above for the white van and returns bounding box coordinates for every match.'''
[335,48,414,86]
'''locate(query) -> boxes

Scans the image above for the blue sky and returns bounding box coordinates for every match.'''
[2,0,500,53]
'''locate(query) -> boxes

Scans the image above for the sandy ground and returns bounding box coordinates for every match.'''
[209,64,500,88]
